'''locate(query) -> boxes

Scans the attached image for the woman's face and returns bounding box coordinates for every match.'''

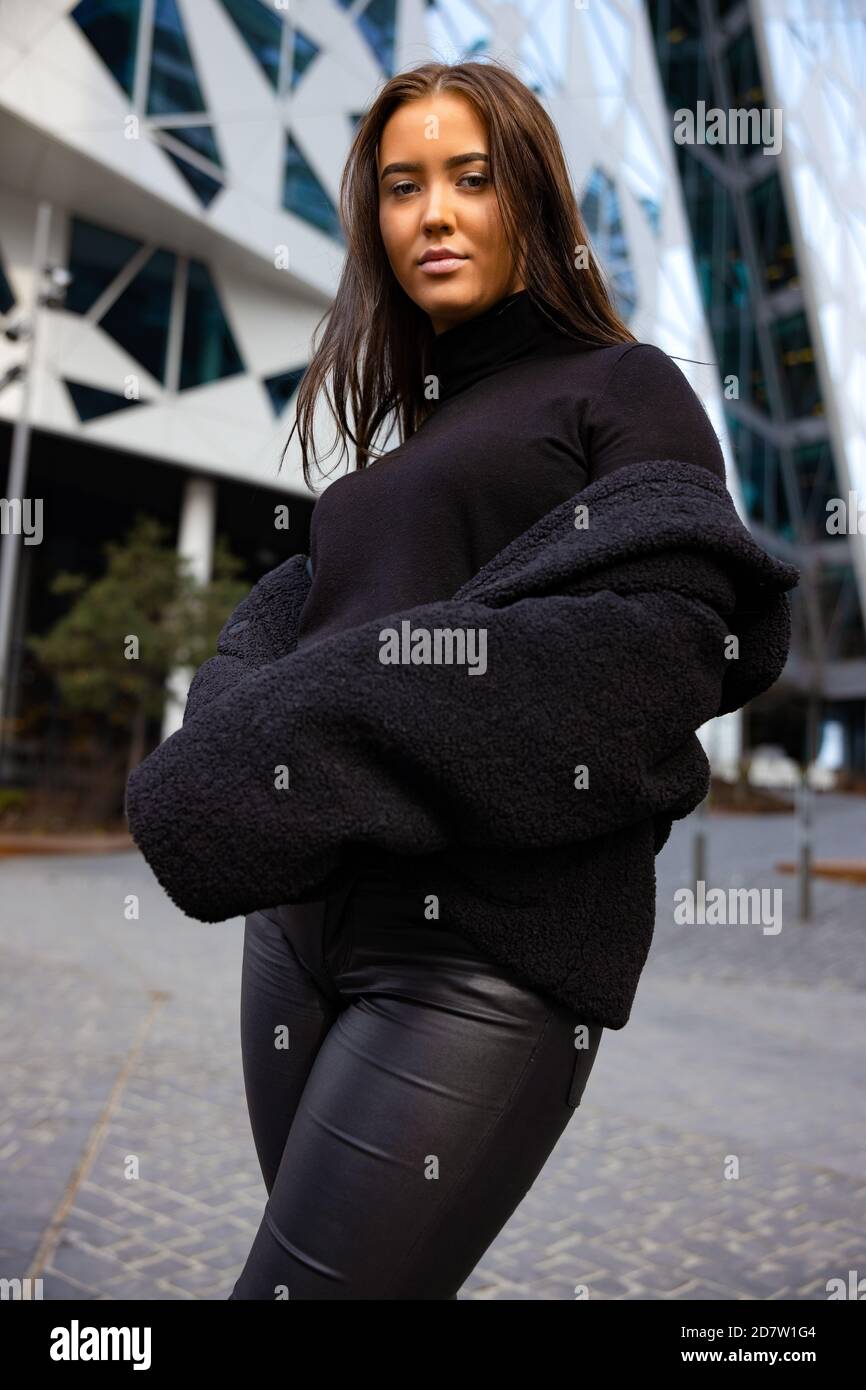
[377,91,524,335]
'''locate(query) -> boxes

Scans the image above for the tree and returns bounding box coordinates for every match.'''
[26,514,251,784]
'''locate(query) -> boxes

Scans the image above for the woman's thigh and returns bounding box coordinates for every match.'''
[231,880,603,1300]
[238,908,338,1195]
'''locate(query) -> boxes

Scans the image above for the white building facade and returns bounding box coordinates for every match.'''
[2,0,860,768]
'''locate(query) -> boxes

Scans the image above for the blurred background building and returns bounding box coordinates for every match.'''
[0,0,864,803]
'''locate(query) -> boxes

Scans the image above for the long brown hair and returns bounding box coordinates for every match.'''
[283,58,637,489]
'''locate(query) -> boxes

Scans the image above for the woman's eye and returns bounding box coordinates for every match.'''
[389,172,488,198]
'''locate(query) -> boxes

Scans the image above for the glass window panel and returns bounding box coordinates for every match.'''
[162,149,223,207]
[179,259,244,390]
[816,562,866,659]
[64,379,146,421]
[71,0,140,97]
[357,0,398,77]
[726,412,794,540]
[580,167,637,320]
[613,268,637,322]
[793,440,842,540]
[218,0,282,89]
[638,196,662,237]
[722,319,767,411]
[65,216,143,316]
[147,0,207,115]
[725,26,765,110]
[0,255,16,315]
[292,29,321,90]
[264,366,306,416]
[160,123,221,167]
[722,240,751,310]
[282,133,343,242]
[720,322,738,393]
[99,247,175,381]
[685,157,716,310]
[747,171,799,292]
[646,0,715,113]
[769,311,824,418]
[158,125,223,207]
[720,321,769,415]
[745,323,770,414]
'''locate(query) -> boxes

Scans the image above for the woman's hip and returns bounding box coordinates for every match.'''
[245,855,603,1069]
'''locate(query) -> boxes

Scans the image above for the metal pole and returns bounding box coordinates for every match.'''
[797,552,822,925]
[0,200,52,774]
[797,766,812,923]
[692,788,708,893]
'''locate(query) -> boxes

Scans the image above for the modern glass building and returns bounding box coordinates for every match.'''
[647,0,866,773]
[1,0,863,772]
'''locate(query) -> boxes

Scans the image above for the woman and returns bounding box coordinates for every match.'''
[224,59,730,1301]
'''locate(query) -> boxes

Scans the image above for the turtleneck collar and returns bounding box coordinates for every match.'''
[430,289,576,405]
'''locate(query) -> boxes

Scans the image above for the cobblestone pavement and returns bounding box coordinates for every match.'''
[1,793,864,1301]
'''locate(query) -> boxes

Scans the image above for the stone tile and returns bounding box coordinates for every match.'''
[3,797,866,1301]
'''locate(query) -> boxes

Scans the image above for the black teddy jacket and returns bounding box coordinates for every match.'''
[125,459,800,1029]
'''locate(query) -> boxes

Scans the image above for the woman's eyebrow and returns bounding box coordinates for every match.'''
[379,151,490,181]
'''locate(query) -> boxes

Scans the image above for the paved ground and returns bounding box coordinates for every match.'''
[1,793,864,1301]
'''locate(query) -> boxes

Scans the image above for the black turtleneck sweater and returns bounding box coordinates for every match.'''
[295,289,726,648]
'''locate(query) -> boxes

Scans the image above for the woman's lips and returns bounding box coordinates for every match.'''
[418,256,468,274]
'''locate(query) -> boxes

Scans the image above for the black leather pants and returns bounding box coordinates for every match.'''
[229,858,604,1300]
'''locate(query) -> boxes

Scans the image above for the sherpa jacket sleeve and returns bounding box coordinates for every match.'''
[124,546,747,923]
[181,553,310,727]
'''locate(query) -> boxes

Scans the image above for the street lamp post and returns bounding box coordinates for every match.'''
[797,550,824,925]
[0,201,70,778]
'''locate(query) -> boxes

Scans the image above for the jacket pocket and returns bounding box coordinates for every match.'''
[567,1023,604,1108]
